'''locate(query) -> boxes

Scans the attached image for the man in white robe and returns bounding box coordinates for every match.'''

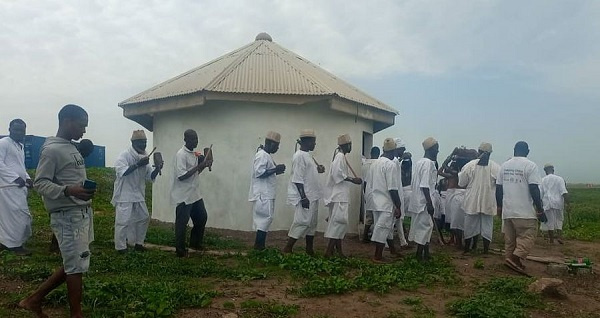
[458,142,500,254]
[283,129,324,255]
[366,138,402,263]
[408,137,439,262]
[323,134,362,257]
[0,119,33,256]
[112,130,162,253]
[539,164,568,244]
[361,146,380,243]
[248,131,286,250]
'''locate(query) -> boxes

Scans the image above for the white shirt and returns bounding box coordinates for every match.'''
[409,158,437,214]
[458,159,500,216]
[111,146,153,204]
[248,149,277,201]
[324,152,350,205]
[365,156,399,212]
[287,150,322,205]
[361,158,376,193]
[496,157,542,219]
[540,174,568,210]
[171,146,203,205]
[0,137,30,186]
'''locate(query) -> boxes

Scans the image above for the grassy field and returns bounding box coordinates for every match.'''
[1,168,598,317]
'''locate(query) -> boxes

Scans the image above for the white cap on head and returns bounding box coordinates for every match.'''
[394,138,406,149]
[383,138,397,152]
[544,163,554,169]
[299,129,316,138]
[337,134,351,146]
[479,142,493,153]
[422,137,438,150]
[131,130,147,141]
[266,131,281,143]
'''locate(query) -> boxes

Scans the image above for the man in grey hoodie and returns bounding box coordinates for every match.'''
[19,104,95,318]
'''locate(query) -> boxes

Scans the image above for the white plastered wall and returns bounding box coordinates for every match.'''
[151,99,374,233]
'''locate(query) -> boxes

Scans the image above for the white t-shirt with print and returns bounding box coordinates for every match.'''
[496,157,541,219]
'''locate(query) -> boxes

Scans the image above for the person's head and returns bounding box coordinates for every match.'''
[184,129,198,150]
[298,129,316,151]
[478,142,492,164]
[77,139,94,158]
[337,134,352,154]
[422,137,439,160]
[394,138,406,158]
[370,146,380,159]
[382,138,397,159]
[514,141,529,157]
[544,163,554,175]
[264,131,281,154]
[130,130,147,154]
[8,119,26,143]
[58,104,88,141]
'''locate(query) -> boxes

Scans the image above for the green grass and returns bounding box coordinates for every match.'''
[563,188,600,241]
[447,277,542,318]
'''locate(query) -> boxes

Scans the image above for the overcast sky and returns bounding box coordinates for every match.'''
[1,0,598,183]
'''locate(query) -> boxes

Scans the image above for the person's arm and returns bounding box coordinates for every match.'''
[495,185,503,217]
[178,157,211,181]
[257,154,285,178]
[457,162,471,188]
[422,187,434,215]
[529,184,543,213]
[0,142,22,186]
[292,155,309,208]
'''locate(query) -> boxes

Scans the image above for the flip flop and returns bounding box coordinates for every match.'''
[504,258,531,277]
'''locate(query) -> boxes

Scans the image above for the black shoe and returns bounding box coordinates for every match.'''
[134,244,147,252]
[116,248,128,254]
[9,246,32,256]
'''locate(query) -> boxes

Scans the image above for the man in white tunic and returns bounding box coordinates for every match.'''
[496,141,543,274]
[361,146,380,243]
[283,129,325,255]
[171,129,213,258]
[0,119,33,256]
[323,134,362,257]
[539,163,568,244]
[112,130,162,253]
[408,137,439,262]
[248,131,286,250]
[365,138,402,263]
[458,142,500,254]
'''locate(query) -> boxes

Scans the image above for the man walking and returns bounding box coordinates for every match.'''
[539,163,568,244]
[361,146,380,242]
[171,129,212,257]
[366,138,402,263]
[248,131,286,250]
[0,119,33,256]
[496,141,543,274]
[408,137,439,262]
[283,129,324,255]
[459,142,500,254]
[112,130,162,253]
[19,104,95,318]
[323,134,362,257]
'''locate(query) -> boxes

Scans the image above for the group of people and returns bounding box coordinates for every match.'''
[0,103,568,317]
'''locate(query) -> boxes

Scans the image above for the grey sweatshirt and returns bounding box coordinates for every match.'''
[34,136,89,212]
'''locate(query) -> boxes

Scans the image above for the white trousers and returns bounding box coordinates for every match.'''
[464,213,494,241]
[114,202,150,250]
[389,217,408,246]
[371,210,393,244]
[449,190,466,230]
[252,198,275,232]
[325,202,348,239]
[288,200,319,239]
[0,187,32,248]
[408,211,433,245]
[540,208,564,231]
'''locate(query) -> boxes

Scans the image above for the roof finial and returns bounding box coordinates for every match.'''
[255,32,272,42]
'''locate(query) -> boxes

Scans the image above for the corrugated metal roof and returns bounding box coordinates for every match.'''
[120,34,398,114]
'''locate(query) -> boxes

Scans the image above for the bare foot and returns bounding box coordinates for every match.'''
[18,298,48,318]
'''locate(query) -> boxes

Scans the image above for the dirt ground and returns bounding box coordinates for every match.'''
[3,229,600,317]
[183,229,600,318]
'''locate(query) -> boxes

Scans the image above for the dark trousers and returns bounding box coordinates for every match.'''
[175,199,208,255]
